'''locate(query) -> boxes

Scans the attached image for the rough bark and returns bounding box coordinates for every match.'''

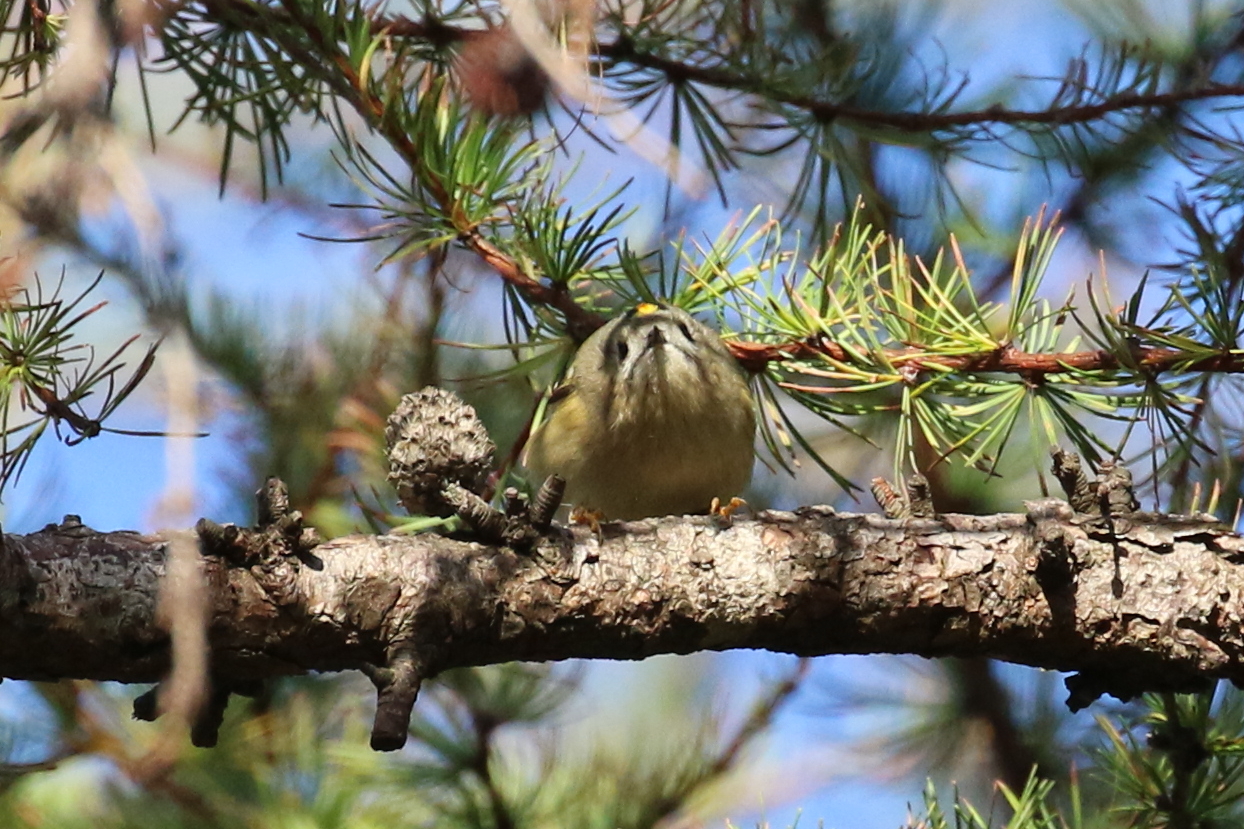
[2,501,1242,747]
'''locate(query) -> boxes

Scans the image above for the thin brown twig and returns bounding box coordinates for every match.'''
[170,1,1244,373]
[176,0,1244,148]
[708,657,810,778]
[244,0,606,342]
[650,658,811,829]
[600,47,1244,134]
[367,12,1244,135]
[951,658,1041,796]
[728,338,1244,378]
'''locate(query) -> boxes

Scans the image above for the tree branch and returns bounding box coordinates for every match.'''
[4,501,1244,748]
[189,0,603,342]
[366,13,1244,136]
[596,43,1244,136]
[155,2,1244,367]
[728,338,1244,377]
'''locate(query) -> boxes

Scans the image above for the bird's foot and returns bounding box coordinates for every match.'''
[569,505,605,534]
[710,496,746,526]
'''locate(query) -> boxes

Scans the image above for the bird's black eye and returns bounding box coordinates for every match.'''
[616,339,630,361]
[677,322,695,342]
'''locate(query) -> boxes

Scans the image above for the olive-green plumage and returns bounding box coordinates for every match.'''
[524,303,755,520]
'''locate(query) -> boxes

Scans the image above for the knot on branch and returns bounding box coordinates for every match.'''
[361,650,423,751]
[156,479,324,743]
[194,476,323,567]
[1097,461,1140,516]
[871,473,936,518]
[1050,448,1096,513]
[1050,449,1139,517]
[1064,669,1212,713]
[1024,499,1078,589]
[133,676,265,748]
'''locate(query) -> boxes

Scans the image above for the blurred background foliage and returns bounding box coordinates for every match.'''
[3,0,1244,826]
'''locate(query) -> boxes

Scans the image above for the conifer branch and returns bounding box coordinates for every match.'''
[364,12,1244,136]
[3,500,1241,749]
[729,340,1244,377]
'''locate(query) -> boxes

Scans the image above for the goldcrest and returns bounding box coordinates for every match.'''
[523,302,755,520]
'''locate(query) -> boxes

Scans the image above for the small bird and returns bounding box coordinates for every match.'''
[523,302,756,520]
